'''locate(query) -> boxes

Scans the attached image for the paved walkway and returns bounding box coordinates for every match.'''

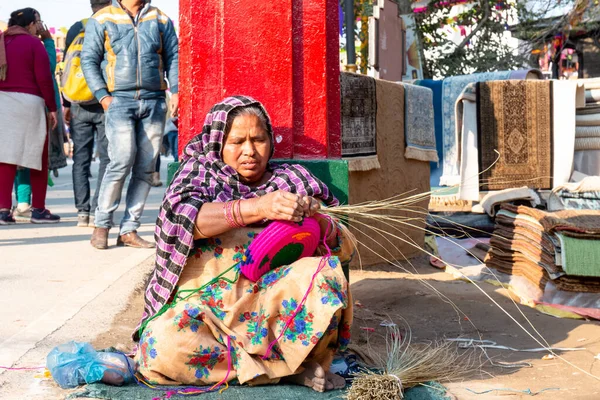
[0,158,169,373]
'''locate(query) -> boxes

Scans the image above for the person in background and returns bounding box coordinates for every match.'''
[12,21,68,221]
[164,117,179,162]
[41,25,68,179]
[82,0,179,249]
[65,0,111,228]
[0,8,60,225]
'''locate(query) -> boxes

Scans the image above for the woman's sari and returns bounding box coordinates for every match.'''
[136,226,353,385]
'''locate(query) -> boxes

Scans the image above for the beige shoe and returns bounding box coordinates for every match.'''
[117,231,155,248]
[13,205,32,221]
[91,227,110,249]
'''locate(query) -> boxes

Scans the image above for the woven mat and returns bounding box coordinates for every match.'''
[558,234,600,278]
[68,381,454,400]
[340,72,379,171]
[501,204,600,237]
[477,80,553,191]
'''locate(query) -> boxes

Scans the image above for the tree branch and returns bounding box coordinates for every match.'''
[450,0,491,55]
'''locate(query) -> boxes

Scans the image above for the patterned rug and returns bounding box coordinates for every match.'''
[403,83,438,163]
[440,70,512,186]
[340,72,379,171]
[477,80,553,191]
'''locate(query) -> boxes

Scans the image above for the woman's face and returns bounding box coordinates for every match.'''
[222,114,271,185]
[28,13,41,35]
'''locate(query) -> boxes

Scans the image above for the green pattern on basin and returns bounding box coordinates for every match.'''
[270,243,305,271]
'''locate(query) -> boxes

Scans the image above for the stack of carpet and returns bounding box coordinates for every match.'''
[575,78,600,176]
[486,204,600,294]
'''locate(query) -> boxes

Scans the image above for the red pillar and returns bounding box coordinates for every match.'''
[178,0,341,159]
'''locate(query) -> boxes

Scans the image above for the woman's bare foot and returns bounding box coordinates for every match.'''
[284,361,328,392]
[325,370,346,390]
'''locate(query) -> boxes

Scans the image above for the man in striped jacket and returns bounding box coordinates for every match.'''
[81,0,178,250]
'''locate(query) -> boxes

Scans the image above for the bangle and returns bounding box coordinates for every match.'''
[224,200,245,228]
[223,201,236,228]
[232,200,246,227]
[193,224,207,238]
[235,199,246,227]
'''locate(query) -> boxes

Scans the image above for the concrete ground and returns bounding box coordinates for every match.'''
[0,158,169,398]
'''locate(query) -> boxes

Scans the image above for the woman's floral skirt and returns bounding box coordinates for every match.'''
[135,227,352,386]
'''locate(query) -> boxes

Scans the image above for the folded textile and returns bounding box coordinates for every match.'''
[480,187,541,217]
[440,71,512,186]
[340,72,380,171]
[558,233,600,277]
[577,104,600,115]
[576,113,600,126]
[548,176,600,212]
[494,210,564,279]
[575,137,600,151]
[485,249,549,290]
[585,89,600,104]
[478,80,553,191]
[416,79,444,186]
[501,204,600,237]
[576,125,600,138]
[403,83,439,163]
[578,78,600,90]
[487,205,600,291]
[486,247,600,293]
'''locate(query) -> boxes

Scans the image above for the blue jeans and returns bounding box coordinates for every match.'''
[95,97,167,234]
[166,131,179,162]
[71,103,108,215]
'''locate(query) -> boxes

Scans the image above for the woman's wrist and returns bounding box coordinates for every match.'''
[240,198,266,225]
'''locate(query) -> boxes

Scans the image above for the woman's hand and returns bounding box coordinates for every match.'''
[256,190,305,222]
[37,23,52,41]
[301,196,320,217]
[48,111,57,130]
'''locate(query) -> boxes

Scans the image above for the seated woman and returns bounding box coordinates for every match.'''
[134,96,354,392]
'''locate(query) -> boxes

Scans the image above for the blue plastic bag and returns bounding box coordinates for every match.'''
[46,341,135,389]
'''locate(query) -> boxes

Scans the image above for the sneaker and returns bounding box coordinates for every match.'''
[0,210,16,225]
[77,214,90,228]
[31,208,61,224]
[12,206,32,222]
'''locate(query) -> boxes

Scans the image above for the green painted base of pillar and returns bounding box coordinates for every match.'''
[167,159,350,280]
[168,159,349,204]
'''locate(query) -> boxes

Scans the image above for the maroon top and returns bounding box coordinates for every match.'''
[0,34,57,112]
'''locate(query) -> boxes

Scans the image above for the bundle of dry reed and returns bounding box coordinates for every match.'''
[346,327,473,400]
